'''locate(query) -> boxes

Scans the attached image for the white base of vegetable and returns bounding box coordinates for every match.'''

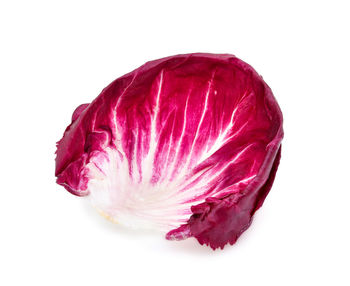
[86,147,192,232]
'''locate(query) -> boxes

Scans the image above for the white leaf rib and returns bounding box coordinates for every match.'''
[198,106,238,163]
[112,73,139,160]
[158,110,177,183]
[141,70,164,183]
[165,93,190,183]
[131,128,140,183]
[179,71,215,176]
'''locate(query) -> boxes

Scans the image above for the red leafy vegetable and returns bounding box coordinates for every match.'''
[55,53,283,249]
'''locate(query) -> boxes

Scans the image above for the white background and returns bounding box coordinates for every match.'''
[1,1,349,285]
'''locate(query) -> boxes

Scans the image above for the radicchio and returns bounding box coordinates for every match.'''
[55,53,283,249]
